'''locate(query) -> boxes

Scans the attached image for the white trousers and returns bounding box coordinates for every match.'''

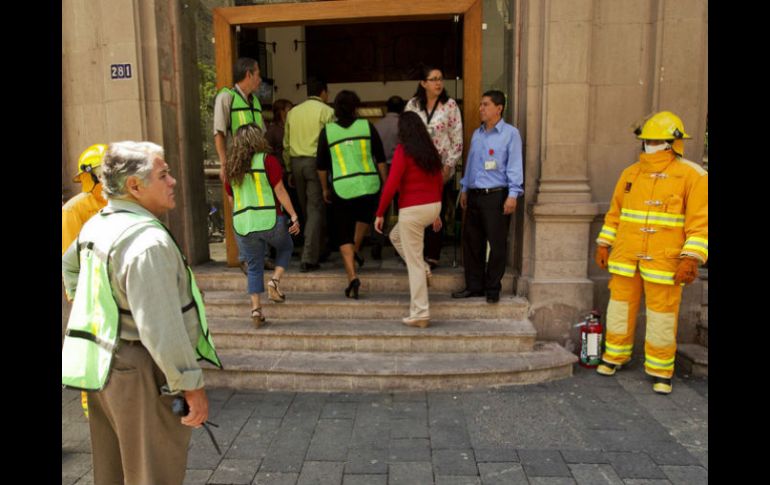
[389,202,442,319]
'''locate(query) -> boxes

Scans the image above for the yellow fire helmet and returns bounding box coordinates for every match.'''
[634,111,691,141]
[73,144,107,183]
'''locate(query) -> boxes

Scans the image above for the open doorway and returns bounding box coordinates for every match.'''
[211,0,483,267]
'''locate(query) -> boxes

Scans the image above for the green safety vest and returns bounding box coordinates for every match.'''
[232,152,277,235]
[61,209,222,392]
[326,119,381,199]
[220,87,264,135]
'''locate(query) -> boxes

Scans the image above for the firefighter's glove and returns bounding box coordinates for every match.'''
[674,256,699,285]
[595,245,610,270]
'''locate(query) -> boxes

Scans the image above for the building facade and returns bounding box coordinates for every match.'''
[61,0,708,346]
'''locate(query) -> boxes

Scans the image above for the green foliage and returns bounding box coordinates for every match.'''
[199,61,217,128]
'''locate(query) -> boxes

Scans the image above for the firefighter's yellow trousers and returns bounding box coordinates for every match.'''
[601,272,682,379]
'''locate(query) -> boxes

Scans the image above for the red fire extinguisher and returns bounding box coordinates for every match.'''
[576,310,603,368]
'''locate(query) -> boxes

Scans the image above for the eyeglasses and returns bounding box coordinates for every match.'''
[425,77,443,82]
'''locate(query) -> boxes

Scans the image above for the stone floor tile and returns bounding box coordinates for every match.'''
[345,446,389,474]
[569,464,624,485]
[389,438,432,462]
[208,458,260,484]
[342,474,387,485]
[659,466,708,485]
[518,449,572,478]
[478,462,528,485]
[432,449,478,476]
[183,469,213,485]
[296,461,344,485]
[435,476,481,485]
[473,447,519,463]
[389,462,435,485]
[606,453,667,480]
[251,471,300,485]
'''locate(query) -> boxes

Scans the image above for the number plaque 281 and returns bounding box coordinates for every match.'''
[110,64,133,80]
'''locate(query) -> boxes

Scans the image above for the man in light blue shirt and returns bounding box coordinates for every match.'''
[453,90,523,303]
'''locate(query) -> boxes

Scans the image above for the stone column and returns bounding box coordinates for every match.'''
[62,0,209,263]
[519,0,600,342]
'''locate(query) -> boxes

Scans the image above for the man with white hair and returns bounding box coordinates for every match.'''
[62,141,221,485]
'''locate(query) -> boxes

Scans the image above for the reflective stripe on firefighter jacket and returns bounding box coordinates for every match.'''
[232,152,277,235]
[596,150,708,285]
[61,209,222,391]
[326,120,381,199]
[220,87,264,135]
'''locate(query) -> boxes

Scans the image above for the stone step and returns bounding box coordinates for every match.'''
[203,291,530,321]
[208,318,537,353]
[676,343,708,378]
[201,342,577,392]
[194,265,514,294]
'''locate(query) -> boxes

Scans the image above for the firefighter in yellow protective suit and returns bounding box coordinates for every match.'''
[594,111,707,395]
[61,143,108,418]
[62,144,108,253]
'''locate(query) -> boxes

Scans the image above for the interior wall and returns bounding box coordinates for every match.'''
[264,26,464,107]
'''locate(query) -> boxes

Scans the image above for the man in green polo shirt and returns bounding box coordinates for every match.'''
[283,77,336,272]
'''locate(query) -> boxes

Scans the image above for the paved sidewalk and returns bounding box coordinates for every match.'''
[62,362,707,485]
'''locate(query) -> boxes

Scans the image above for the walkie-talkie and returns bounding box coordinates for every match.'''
[172,396,222,455]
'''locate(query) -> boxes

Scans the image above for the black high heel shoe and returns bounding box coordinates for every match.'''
[345,278,361,299]
[354,252,365,268]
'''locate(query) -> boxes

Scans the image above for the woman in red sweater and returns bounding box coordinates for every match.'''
[374,112,443,328]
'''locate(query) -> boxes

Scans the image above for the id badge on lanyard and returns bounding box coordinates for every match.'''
[485,147,497,171]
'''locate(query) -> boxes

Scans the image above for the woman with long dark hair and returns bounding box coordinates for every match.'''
[316,90,388,299]
[374,111,443,328]
[226,124,301,326]
[404,64,463,269]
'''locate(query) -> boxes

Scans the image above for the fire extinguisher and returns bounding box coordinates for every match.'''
[575,310,603,368]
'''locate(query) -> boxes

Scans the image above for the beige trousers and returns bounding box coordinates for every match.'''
[87,342,192,485]
[389,202,441,319]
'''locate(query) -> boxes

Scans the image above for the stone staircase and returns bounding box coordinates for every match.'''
[675,269,708,377]
[194,253,577,391]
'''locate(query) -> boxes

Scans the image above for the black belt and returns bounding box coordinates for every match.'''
[468,187,506,194]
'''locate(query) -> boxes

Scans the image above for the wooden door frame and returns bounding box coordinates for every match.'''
[214,0,482,266]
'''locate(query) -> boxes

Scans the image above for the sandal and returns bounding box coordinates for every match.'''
[267,278,285,303]
[251,307,266,328]
[425,268,433,288]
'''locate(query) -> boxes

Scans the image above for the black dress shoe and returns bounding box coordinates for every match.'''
[300,262,320,273]
[451,289,484,298]
[486,292,500,303]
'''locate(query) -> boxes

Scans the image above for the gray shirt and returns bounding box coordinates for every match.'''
[62,199,204,393]
[374,112,400,164]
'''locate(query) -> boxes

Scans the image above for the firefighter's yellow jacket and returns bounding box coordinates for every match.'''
[62,183,107,254]
[596,150,708,285]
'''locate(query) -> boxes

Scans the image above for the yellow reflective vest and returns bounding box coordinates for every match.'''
[232,153,277,235]
[596,150,708,285]
[326,119,381,199]
[62,209,222,391]
[220,87,264,134]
